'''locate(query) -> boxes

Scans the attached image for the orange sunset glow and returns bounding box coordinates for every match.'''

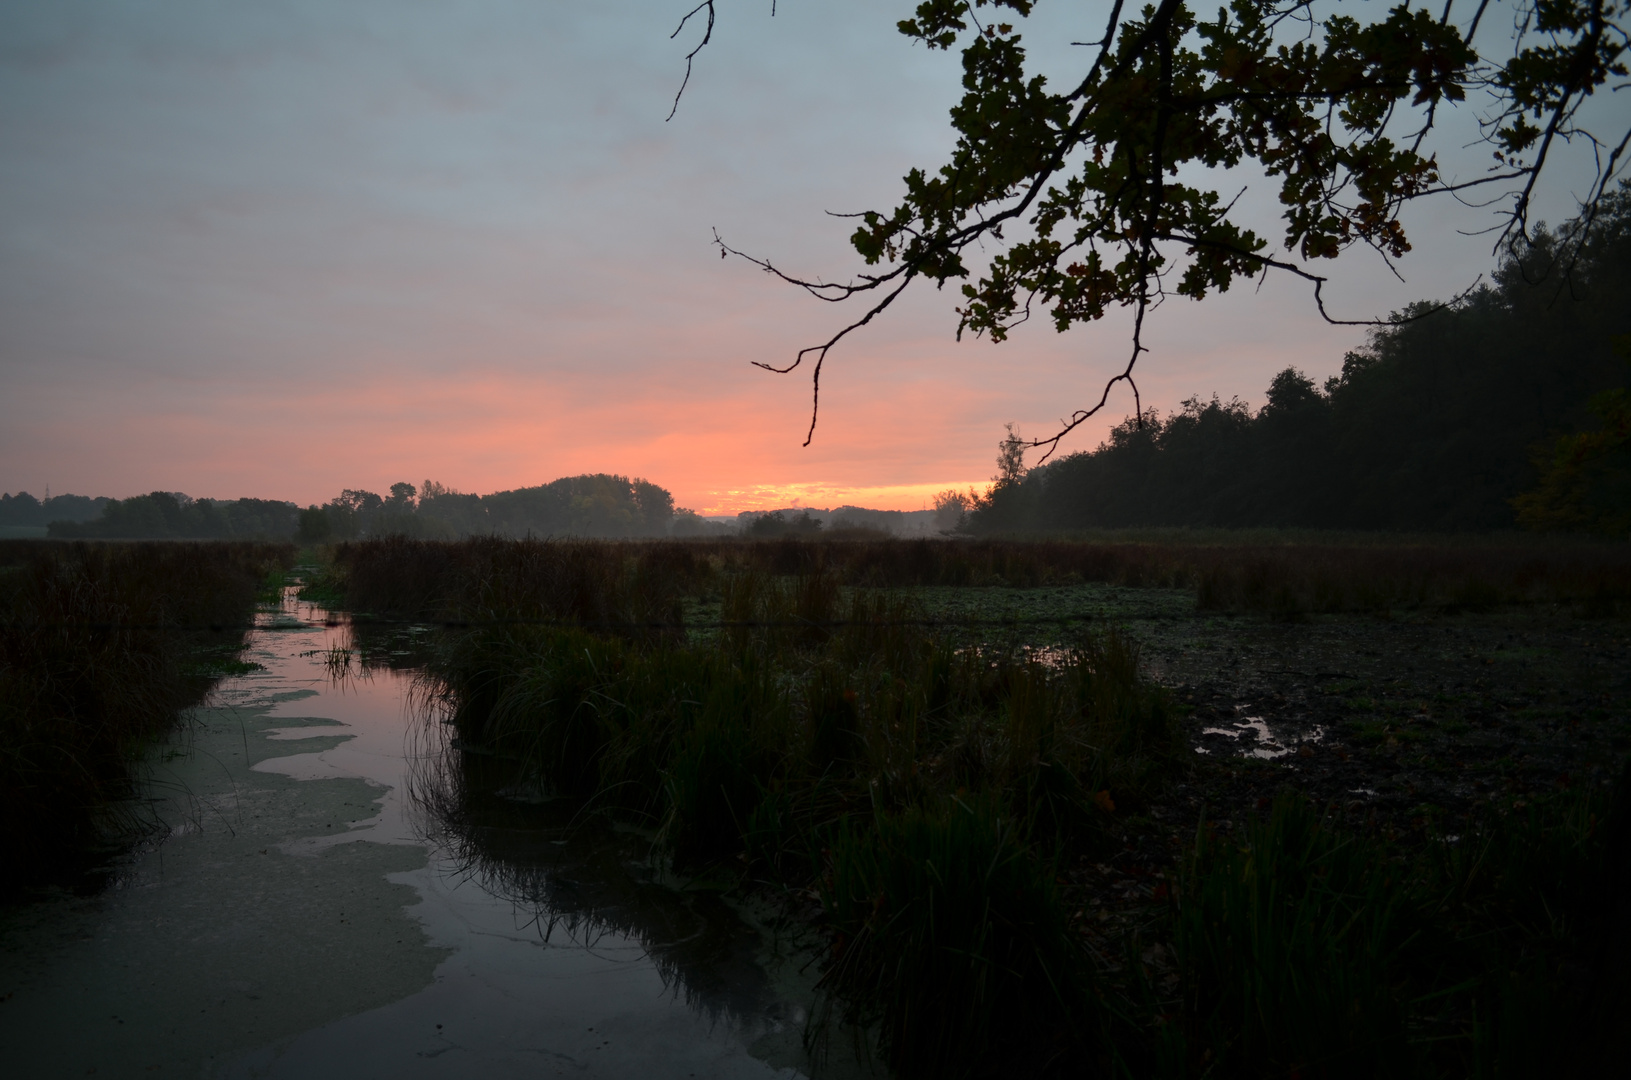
[0,1,1583,513]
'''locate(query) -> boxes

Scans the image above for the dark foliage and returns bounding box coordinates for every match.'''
[0,492,112,528]
[746,509,824,537]
[969,195,1631,533]
[49,492,299,540]
[322,533,1631,623]
[817,797,1088,1078]
[1168,779,1629,1077]
[1514,335,1631,535]
[299,474,678,540]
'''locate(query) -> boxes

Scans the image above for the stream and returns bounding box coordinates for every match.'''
[0,589,855,1078]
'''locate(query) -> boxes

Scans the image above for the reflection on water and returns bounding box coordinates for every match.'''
[408,743,800,1031]
[220,587,831,1078]
[1195,710,1325,759]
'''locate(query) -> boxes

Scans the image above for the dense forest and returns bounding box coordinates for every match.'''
[966,192,1631,535]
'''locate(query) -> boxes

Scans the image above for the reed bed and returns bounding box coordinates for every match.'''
[378,539,1171,1076]
[1163,775,1627,1078]
[320,533,1631,622]
[0,540,292,888]
[346,536,1626,1077]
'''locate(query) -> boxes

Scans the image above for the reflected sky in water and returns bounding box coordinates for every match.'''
[215,589,840,1078]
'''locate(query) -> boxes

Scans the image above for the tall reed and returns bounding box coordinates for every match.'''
[1168,773,1629,1078]
[0,540,292,888]
[816,796,1089,1078]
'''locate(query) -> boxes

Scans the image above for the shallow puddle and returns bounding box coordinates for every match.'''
[1195,710,1325,759]
[0,589,850,1078]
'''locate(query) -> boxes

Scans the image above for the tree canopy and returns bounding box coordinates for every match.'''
[49,493,299,540]
[957,190,1631,532]
[297,474,679,541]
[687,0,1630,451]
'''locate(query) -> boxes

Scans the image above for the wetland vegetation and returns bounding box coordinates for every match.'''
[3,531,1624,1073]
[0,539,292,890]
[305,533,1630,1078]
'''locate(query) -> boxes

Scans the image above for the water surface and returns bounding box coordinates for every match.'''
[0,588,847,1078]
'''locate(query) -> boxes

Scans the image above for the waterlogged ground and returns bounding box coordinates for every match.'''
[0,591,847,1079]
[904,581,1631,980]
[4,577,1626,1077]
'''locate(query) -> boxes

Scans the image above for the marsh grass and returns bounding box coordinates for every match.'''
[391,541,1179,1075]
[319,535,703,631]
[320,533,1630,625]
[1166,772,1629,1079]
[814,795,1089,1079]
[1171,797,1422,1078]
[358,536,1627,1077]
[0,540,293,889]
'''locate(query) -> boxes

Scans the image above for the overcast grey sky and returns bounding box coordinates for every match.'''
[0,1,1612,510]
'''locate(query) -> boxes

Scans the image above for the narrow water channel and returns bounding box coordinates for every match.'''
[0,588,854,1078]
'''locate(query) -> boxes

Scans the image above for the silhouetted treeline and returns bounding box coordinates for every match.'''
[970,190,1631,534]
[0,492,110,528]
[731,506,942,537]
[1514,335,1631,534]
[50,493,298,539]
[298,474,677,541]
[16,474,680,541]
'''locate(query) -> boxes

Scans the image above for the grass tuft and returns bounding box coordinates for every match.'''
[815,795,1090,1078]
[0,540,292,889]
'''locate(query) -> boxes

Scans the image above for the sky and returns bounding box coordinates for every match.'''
[0,1,1616,514]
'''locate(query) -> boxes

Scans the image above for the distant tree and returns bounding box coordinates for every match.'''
[40,494,112,524]
[932,489,973,533]
[748,510,824,537]
[1261,368,1323,415]
[415,481,487,537]
[50,492,297,539]
[631,478,678,533]
[670,507,712,537]
[479,474,677,537]
[993,422,1027,488]
[318,490,381,539]
[967,423,1037,531]
[387,482,417,508]
[0,492,43,527]
[337,489,384,513]
[298,506,333,543]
